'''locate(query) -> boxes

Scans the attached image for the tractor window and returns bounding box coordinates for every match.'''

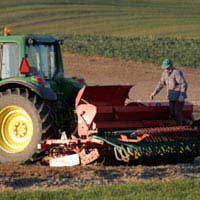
[26,44,56,79]
[1,43,19,79]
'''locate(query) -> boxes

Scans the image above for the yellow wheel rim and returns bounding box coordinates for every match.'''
[0,105,33,153]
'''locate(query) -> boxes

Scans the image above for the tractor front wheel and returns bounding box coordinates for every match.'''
[0,88,53,163]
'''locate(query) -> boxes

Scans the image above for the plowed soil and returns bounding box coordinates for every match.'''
[0,53,200,191]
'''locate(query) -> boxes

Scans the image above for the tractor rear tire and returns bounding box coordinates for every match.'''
[0,88,54,163]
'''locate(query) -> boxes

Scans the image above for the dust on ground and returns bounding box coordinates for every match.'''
[0,53,200,191]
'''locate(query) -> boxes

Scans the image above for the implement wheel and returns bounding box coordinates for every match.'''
[0,88,53,163]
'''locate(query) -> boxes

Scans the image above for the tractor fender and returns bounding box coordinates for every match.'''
[0,80,57,101]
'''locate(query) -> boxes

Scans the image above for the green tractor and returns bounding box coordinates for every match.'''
[0,29,85,163]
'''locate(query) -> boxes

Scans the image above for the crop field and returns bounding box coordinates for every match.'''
[62,35,200,67]
[0,0,200,38]
[0,1,200,200]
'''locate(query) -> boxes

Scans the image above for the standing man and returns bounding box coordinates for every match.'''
[150,58,188,125]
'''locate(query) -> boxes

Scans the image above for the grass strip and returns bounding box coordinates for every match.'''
[0,178,200,200]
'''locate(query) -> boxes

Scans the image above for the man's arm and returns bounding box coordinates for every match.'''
[152,72,166,97]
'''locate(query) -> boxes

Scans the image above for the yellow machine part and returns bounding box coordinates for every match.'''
[0,105,33,153]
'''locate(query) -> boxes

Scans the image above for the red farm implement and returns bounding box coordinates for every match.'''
[42,86,200,166]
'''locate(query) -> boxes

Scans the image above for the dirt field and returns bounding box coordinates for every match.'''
[0,53,200,191]
[63,53,200,105]
[63,53,200,118]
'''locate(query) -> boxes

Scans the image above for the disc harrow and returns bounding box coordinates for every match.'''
[92,126,200,163]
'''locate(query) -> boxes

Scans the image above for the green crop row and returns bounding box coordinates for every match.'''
[61,34,200,68]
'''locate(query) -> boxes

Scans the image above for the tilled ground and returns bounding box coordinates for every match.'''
[0,53,200,191]
[0,162,200,191]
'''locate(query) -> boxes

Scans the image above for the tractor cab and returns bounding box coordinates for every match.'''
[0,29,63,81]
